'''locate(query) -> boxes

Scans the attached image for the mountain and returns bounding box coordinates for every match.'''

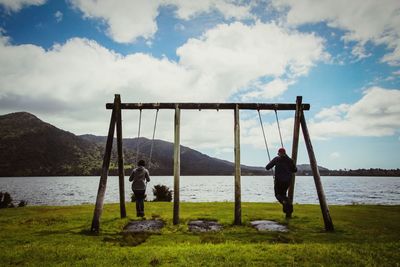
[0,112,103,176]
[0,112,333,177]
[0,112,267,176]
[296,164,329,172]
[80,135,267,175]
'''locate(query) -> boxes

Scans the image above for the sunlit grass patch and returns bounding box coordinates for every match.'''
[0,202,399,266]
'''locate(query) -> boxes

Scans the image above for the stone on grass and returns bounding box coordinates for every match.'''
[123,220,164,233]
[188,220,222,232]
[250,220,288,232]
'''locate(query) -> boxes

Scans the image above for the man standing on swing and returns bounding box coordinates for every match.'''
[266,148,297,218]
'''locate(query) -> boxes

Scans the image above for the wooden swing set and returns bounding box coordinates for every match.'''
[90,95,334,233]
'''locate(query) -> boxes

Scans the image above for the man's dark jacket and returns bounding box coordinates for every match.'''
[266,155,297,182]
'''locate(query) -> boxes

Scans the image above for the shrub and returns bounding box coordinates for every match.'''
[152,184,172,202]
[0,192,28,208]
[0,192,13,208]
[18,200,28,207]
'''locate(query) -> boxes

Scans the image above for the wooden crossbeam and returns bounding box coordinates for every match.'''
[106,103,310,110]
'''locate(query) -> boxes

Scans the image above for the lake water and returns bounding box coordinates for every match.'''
[0,176,399,206]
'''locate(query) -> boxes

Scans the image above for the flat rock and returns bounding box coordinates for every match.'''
[123,220,164,233]
[250,220,288,232]
[188,220,222,232]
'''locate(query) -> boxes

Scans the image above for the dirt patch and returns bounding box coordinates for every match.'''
[250,220,288,232]
[188,220,222,232]
[115,220,165,247]
[123,220,164,233]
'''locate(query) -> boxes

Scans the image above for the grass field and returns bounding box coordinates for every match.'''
[0,202,399,266]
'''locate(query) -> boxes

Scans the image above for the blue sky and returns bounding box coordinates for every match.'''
[0,0,399,170]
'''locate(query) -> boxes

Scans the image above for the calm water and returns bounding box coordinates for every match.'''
[0,176,399,206]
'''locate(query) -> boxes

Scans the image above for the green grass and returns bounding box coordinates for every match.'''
[0,202,399,266]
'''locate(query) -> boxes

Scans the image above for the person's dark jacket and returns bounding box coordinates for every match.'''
[266,155,297,182]
[129,166,150,190]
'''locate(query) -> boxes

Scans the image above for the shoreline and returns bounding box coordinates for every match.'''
[2,174,400,177]
[4,202,400,208]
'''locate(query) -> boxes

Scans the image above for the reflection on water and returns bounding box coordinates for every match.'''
[0,176,399,206]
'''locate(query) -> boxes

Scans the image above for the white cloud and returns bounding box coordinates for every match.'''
[54,10,63,23]
[177,21,328,100]
[271,0,400,65]
[168,0,253,20]
[310,87,400,138]
[0,21,325,105]
[0,0,45,12]
[240,111,295,152]
[242,78,295,100]
[239,87,400,152]
[351,44,371,61]
[180,110,234,149]
[330,152,340,159]
[70,0,160,43]
[314,104,350,121]
[69,0,254,43]
[0,21,326,150]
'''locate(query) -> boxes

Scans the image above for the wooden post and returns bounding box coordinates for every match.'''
[288,96,302,205]
[234,105,241,225]
[115,94,126,218]
[300,111,334,231]
[90,101,117,232]
[173,105,181,225]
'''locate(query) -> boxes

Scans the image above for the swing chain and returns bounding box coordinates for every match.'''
[136,108,158,170]
[274,109,284,148]
[257,109,271,162]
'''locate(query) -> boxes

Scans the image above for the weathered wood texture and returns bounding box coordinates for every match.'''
[106,103,310,110]
[234,105,241,225]
[90,99,117,232]
[115,94,126,218]
[300,110,334,231]
[173,106,181,225]
[288,96,302,204]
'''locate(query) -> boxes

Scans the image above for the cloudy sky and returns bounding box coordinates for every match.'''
[0,0,399,170]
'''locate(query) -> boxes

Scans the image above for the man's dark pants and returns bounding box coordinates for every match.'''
[133,190,146,216]
[274,180,293,215]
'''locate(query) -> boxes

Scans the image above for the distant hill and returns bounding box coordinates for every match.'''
[80,135,267,175]
[0,112,341,177]
[297,164,329,172]
[0,112,102,176]
[0,112,267,176]
[2,112,395,177]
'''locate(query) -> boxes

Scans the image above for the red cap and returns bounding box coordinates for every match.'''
[278,148,286,154]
